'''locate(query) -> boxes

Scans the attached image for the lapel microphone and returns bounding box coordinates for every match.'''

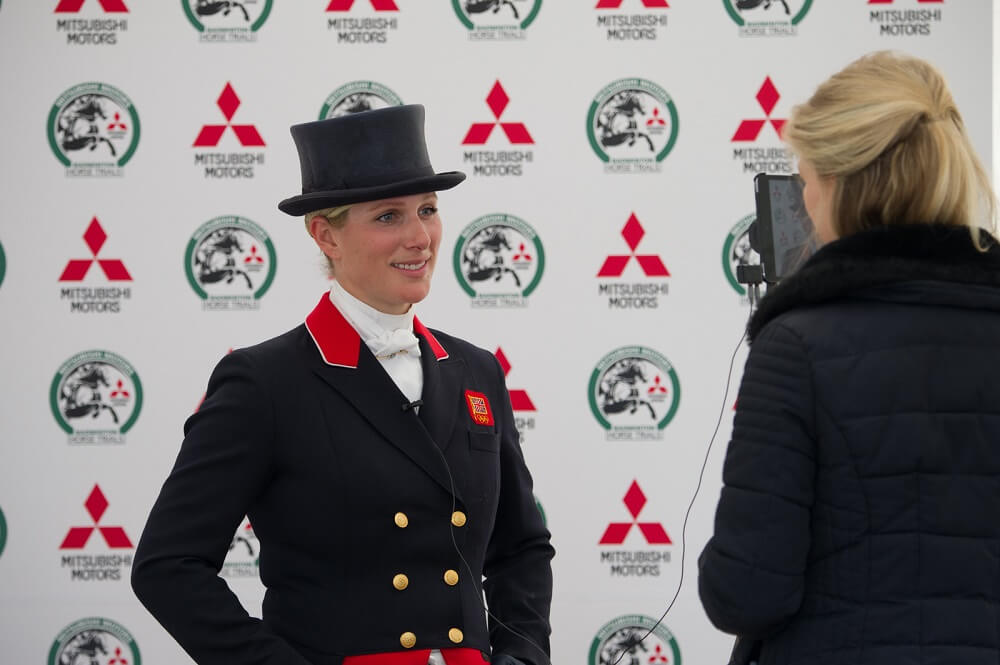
[401,399,423,412]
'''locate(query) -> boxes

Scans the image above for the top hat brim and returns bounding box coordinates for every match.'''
[278,171,466,217]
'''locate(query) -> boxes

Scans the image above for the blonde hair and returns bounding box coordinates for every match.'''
[305,205,352,277]
[783,51,996,248]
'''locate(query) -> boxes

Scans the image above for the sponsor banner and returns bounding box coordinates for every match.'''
[221,517,260,579]
[730,76,793,174]
[722,0,812,37]
[596,213,670,309]
[50,351,142,444]
[452,0,543,41]
[868,0,944,37]
[182,0,273,42]
[587,78,678,174]
[589,347,679,441]
[453,213,544,307]
[590,614,681,665]
[47,82,140,177]
[722,213,760,304]
[462,81,535,177]
[58,484,135,581]
[193,82,266,179]
[326,0,400,44]
[58,217,133,313]
[185,216,276,310]
[54,0,128,46]
[598,481,673,576]
[594,0,669,42]
[318,80,403,119]
[48,617,141,665]
[495,347,537,442]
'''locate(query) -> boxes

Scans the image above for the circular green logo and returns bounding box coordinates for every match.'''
[182,0,273,35]
[587,78,679,168]
[49,618,141,665]
[589,346,680,438]
[452,213,545,303]
[722,0,812,27]
[319,80,403,119]
[722,213,758,296]
[452,0,542,31]
[50,350,143,441]
[47,82,140,170]
[185,216,277,309]
[589,615,681,665]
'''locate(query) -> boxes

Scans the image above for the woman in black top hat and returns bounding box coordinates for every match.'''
[131,105,554,665]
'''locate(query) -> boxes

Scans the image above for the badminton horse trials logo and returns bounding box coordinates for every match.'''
[723,0,812,36]
[587,78,678,173]
[48,82,140,176]
[453,213,544,307]
[589,347,680,440]
[590,615,681,665]
[184,216,276,310]
[48,618,141,665]
[50,350,143,444]
[722,213,760,300]
[452,0,543,38]
[318,80,403,119]
[182,0,273,41]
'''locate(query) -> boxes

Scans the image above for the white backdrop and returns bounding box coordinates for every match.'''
[0,2,993,664]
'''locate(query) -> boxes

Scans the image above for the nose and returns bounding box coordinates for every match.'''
[404,215,431,250]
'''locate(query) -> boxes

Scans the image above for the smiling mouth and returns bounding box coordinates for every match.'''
[391,260,428,271]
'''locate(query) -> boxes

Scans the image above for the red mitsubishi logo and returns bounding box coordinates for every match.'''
[60,484,133,549]
[600,480,672,545]
[55,0,128,12]
[732,77,785,142]
[59,218,131,282]
[597,213,669,277]
[327,0,399,10]
[495,347,536,411]
[462,81,534,145]
[194,83,265,148]
[596,0,668,7]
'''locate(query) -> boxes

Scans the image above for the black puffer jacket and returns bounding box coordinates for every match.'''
[699,224,1000,665]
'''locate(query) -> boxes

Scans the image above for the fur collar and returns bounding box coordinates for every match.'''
[748,224,1000,342]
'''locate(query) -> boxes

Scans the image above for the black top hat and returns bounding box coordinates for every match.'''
[278,104,465,216]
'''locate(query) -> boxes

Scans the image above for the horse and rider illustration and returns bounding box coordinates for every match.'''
[195,0,250,22]
[330,94,378,117]
[598,359,657,420]
[194,229,254,291]
[57,630,110,665]
[465,0,521,20]
[596,91,656,153]
[60,363,120,425]
[598,627,650,665]
[57,95,119,158]
[736,0,791,15]
[463,226,522,288]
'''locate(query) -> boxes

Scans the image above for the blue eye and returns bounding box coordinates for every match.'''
[420,206,438,217]
[375,212,397,223]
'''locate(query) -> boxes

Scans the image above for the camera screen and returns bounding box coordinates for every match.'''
[767,177,815,278]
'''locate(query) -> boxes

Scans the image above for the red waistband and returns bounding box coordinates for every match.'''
[343,647,487,665]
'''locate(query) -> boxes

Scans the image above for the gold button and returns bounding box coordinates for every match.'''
[451,511,467,527]
[448,628,464,644]
[400,632,416,649]
[444,569,459,586]
[394,512,409,528]
[393,574,409,590]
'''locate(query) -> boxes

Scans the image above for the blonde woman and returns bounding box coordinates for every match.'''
[699,52,1000,665]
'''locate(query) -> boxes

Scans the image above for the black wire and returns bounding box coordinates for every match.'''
[607,321,750,665]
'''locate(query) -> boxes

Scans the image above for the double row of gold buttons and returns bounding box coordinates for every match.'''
[393,510,467,649]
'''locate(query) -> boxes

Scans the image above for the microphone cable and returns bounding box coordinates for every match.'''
[607,317,750,665]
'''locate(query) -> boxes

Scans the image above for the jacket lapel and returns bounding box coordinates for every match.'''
[303,294,457,498]
[416,333,462,454]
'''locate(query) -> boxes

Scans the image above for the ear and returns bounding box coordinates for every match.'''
[309,215,343,262]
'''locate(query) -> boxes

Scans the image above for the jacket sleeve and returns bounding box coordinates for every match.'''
[698,321,817,640]
[483,356,555,665]
[131,351,312,665]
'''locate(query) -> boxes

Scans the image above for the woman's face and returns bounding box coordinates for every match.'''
[320,192,441,314]
[798,158,837,245]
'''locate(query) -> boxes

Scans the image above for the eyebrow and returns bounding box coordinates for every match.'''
[364,195,438,211]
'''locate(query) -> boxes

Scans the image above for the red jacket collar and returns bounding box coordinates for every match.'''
[305,294,449,368]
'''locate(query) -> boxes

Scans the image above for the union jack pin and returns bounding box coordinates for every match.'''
[464,390,494,427]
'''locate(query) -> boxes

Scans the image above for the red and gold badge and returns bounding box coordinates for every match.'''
[464,390,494,427]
